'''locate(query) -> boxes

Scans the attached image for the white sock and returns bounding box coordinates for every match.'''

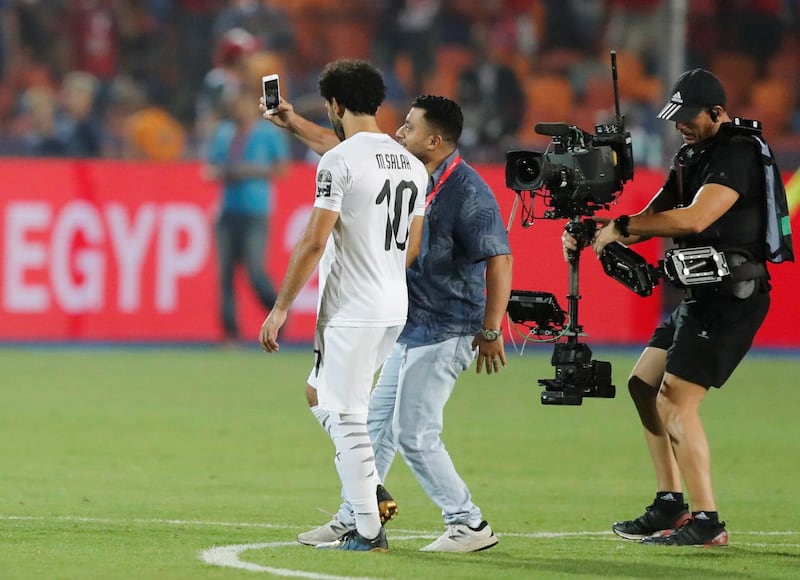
[310,405,331,435]
[354,513,381,540]
[328,411,381,539]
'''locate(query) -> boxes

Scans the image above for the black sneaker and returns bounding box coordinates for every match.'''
[641,517,728,547]
[377,484,398,525]
[315,526,389,552]
[612,503,691,540]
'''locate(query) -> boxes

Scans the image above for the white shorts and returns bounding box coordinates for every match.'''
[308,324,402,414]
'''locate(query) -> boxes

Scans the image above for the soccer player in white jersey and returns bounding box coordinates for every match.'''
[259,59,428,552]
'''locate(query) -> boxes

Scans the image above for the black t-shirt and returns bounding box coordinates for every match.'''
[661,130,766,261]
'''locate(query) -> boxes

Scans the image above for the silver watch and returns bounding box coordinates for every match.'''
[481,328,501,341]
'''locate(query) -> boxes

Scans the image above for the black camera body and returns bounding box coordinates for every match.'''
[505,121,633,219]
[539,342,615,405]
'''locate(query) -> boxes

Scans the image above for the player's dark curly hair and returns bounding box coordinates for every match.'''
[318,59,385,115]
[411,95,463,144]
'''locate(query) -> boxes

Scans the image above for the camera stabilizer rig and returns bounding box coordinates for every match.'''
[504,51,634,405]
[507,219,615,405]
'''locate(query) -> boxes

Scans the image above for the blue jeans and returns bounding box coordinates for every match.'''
[336,337,483,526]
[215,212,276,339]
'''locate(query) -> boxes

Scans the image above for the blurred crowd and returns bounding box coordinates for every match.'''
[0,0,798,167]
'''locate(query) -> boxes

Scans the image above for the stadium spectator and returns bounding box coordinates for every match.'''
[18,86,70,156]
[173,0,221,121]
[684,0,719,69]
[601,0,665,74]
[261,92,512,552]
[196,27,260,153]
[113,0,172,100]
[258,59,428,552]
[731,0,784,75]
[374,0,442,96]
[60,0,122,85]
[56,70,103,157]
[565,68,777,546]
[9,1,63,76]
[0,1,797,165]
[204,86,290,344]
[9,70,102,157]
[211,0,294,56]
[109,75,186,160]
[455,25,525,162]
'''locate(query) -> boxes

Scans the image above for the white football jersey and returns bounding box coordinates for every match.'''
[314,132,427,327]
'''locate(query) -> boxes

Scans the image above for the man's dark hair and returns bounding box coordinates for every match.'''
[318,59,385,115]
[411,95,463,144]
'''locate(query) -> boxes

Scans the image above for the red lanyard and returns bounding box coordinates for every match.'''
[426,155,461,210]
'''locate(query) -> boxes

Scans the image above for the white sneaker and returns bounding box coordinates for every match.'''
[297,519,355,546]
[419,520,499,553]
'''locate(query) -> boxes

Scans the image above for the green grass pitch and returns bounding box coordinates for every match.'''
[1,346,798,579]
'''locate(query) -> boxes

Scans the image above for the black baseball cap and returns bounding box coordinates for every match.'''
[657,68,726,123]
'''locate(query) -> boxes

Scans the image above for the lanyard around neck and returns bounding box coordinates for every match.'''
[426,155,461,210]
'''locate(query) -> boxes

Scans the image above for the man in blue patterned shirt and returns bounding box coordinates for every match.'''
[262,94,513,553]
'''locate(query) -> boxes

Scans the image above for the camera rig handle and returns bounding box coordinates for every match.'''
[564,218,597,265]
[562,218,597,335]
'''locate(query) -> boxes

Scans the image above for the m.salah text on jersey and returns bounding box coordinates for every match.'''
[375,153,412,170]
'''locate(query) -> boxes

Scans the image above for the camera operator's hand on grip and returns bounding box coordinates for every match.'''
[562,219,600,263]
[592,220,621,257]
[562,230,580,262]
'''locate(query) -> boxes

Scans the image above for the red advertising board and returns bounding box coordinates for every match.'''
[0,159,797,347]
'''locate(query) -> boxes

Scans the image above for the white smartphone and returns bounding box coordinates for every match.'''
[262,74,280,114]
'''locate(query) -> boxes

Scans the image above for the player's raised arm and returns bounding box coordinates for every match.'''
[259,97,340,156]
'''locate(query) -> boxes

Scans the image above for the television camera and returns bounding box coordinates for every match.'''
[504,51,634,405]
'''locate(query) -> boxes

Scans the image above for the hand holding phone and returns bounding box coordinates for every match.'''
[262,74,280,114]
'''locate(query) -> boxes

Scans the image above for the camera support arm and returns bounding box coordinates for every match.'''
[563,217,599,337]
[536,217,615,405]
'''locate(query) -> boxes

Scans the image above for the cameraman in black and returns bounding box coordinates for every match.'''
[564,69,771,546]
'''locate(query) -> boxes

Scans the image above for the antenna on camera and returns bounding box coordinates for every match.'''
[598,49,635,183]
[611,50,623,127]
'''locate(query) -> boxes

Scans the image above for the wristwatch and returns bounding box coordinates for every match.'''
[481,328,502,341]
[614,215,631,237]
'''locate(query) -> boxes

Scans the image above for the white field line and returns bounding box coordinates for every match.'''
[3,516,800,578]
[2,515,799,537]
[200,531,800,578]
[200,542,379,580]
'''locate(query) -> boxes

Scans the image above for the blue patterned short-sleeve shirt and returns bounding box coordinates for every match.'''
[399,150,512,347]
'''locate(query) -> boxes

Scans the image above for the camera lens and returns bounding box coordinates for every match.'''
[505,151,553,191]
[517,157,542,184]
